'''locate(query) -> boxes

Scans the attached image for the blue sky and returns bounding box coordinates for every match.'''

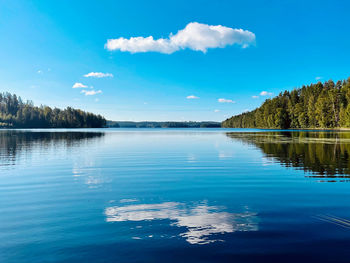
[1,0,350,121]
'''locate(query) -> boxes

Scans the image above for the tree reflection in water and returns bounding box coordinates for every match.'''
[0,130,105,167]
[226,131,350,179]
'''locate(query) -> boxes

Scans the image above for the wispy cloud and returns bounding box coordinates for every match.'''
[252,95,259,99]
[37,70,43,74]
[316,76,322,81]
[84,72,114,78]
[187,95,199,99]
[72,82,88,89]
[105,22,256,54]
[218,98,235,103]
[260,91,273,96]
[214,109,220,112]
[81,90,102,96]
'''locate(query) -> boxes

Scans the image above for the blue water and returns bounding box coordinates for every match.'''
[1,129,350,262]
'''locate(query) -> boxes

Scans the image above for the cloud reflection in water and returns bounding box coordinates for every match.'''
[105,202,258,244]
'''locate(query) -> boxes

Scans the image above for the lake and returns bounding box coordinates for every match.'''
[1,129,350,262]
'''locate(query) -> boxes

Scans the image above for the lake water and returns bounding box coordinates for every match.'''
[1,129,350,262]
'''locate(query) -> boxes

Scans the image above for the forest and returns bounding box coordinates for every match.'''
[0,92,106,128]
[222,77,350,129]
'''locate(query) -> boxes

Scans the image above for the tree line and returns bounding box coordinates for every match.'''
[222,77,350,129]
[0,92,106,128]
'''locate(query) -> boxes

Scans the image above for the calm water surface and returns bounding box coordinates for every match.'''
[1,129,350,262]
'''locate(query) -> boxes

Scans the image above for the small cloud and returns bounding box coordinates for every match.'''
[187,95,199,99]
[37,70,43,74]
[73,82,88,89]
[81,90,102,96]
[144,102,148,105]
[260,91,273,96]
[84,72,114,78]
[105,22,256,54]
[252,95,259,99]
[95,98,99,102]
[218,98,235,103]
[315,76,322,81]
[214,109,220,112]
[243,109,250,113]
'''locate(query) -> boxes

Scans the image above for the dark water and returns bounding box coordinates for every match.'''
[2,129,350,263]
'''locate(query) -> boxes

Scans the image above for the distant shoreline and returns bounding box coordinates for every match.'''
[107,121,221,128]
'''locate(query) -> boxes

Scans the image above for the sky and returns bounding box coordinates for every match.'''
[1,0,350,121]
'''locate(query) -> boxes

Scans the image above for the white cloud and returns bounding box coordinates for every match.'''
[105,22,256,54]
[73,82,88,89]
[315,76,322,81]
[187,95,199,99]
[37,70,43,74]
[84,72,114,78]
[81,89,102,96]
[218,98,235,103]
[260,91,273,96]
[252,95,259,99]
[214,109,220,112]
